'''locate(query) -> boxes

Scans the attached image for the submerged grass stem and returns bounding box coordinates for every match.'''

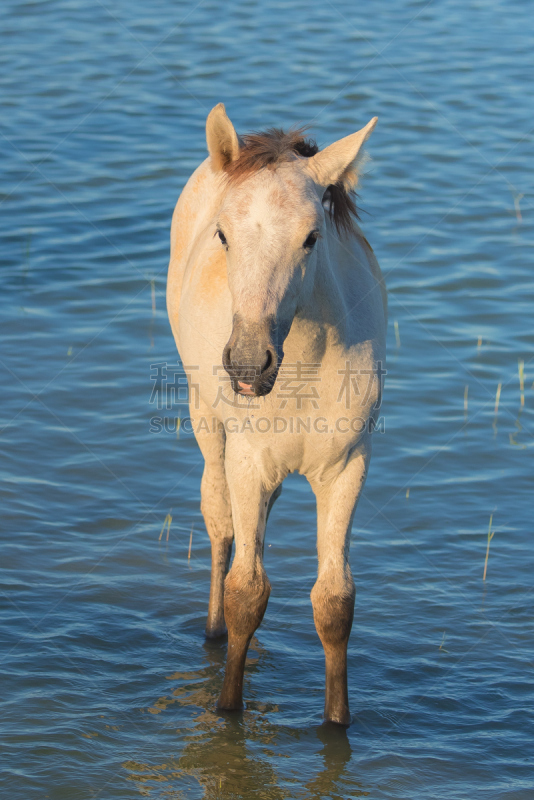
[483,513,495,582]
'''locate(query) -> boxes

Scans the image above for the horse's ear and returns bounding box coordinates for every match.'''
[306,117,378,190]
[206,103,240,172]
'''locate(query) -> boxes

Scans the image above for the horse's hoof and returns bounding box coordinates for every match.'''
[205,623,227,639]
[216,699,244,712]
[324,710,351,727]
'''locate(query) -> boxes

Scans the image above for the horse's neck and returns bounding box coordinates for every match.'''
[295,225,381,350]
[170,158,224,266]
[300,236,350,334]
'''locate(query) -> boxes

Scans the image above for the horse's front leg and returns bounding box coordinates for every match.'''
[217,446,272,711]
[309,450,370,726]
[194,404,234,639]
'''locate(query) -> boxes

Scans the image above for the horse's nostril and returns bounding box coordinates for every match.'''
[262,349,273,374]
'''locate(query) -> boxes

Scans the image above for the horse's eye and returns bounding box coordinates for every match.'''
[303,231,319,249]
[217,229,227,247]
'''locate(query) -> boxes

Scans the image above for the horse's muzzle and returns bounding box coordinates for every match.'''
[222,314,281,397]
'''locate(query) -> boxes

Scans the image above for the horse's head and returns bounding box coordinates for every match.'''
[207,104,377,397]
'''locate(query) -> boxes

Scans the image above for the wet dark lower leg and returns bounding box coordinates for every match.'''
[217,632,252,709]
[200,451,234,640]
[217,566,270,710]
[323,643,350,725]
[206,537,233,638]
[312,587,355,726]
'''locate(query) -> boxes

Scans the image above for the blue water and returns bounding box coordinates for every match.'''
[1,1,533,797]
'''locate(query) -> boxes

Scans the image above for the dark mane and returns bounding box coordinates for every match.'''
[225,126,359,236]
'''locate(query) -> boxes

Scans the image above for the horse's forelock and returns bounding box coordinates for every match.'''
[225,127,317,182]
[224,127,358,236]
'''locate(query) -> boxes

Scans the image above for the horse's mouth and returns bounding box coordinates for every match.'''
[230,370,279,398]
[237,380,255,396]
[223,313,284,398]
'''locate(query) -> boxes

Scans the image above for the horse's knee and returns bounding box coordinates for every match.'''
[311,571,355,646]
[224,566,271,638]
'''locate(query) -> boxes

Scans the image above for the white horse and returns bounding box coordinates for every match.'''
[167,104,386,726]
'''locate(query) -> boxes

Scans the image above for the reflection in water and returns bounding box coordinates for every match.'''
[305,725,368,799]
[123,640,370,798]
